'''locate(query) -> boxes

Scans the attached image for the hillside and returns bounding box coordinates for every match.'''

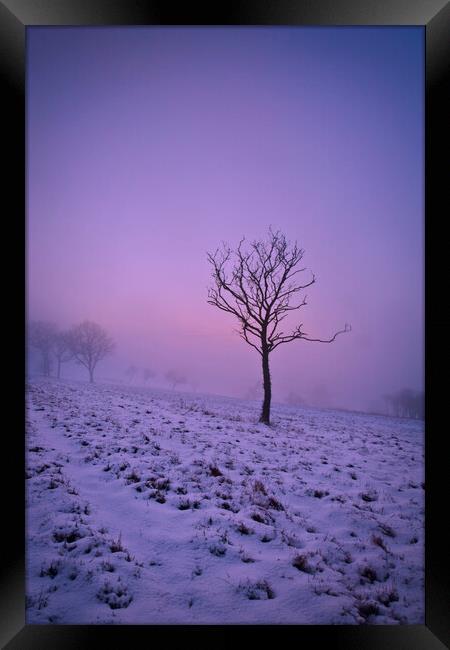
[26,378,424,624]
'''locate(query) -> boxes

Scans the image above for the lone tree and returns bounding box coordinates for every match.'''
[68,321,114,383]
[54,331,73,379]
[28,321,57,377]
[207,229,351,425]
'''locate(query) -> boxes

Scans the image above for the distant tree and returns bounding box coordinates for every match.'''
[286,392,306,407]
[28,321,57,377]
[382,388,424,420]
[54,331,73,379]
[366,399,384,415]
[125,364,137,383]
[142,368,155,383]
[68,321,114,383]
[414,391,425,420]
[245,381,262,401]
[309,383,333,409]
[207,228,350,425]
[399,388,424,420]
[165,369,187,391]
[382,393,395,416]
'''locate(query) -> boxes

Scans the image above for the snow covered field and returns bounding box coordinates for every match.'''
[26,378,424,625]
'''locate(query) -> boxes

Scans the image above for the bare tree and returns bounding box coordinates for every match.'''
[68,321,114,383]
[28,321,57,377]
[142,368,155,384]
[245,380,263,401]
[286,392,307,408]
[165,369,187,391]
[54,331,73,379]
[383,388,424,420]
[125,364,138,383]
[207,229,351,425]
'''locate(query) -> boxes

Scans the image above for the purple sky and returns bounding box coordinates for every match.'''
[27,27,424,411]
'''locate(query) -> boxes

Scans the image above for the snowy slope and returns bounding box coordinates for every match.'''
[26,378,424,624]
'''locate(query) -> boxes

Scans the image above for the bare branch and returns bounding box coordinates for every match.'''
[301,323,352,343]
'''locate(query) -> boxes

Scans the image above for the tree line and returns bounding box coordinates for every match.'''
[382,389,424,420]
[124,366,189,391]
[28,321,190,391]
[28,320,114,383]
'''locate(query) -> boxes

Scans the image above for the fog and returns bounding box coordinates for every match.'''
[27,27,424,413]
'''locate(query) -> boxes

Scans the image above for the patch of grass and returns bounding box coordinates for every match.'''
[178,498,200,510]
[125,470,141,484]
[39,560,60,579]
[68,568,78,581]
[313,489,329,499]
[371,534,388,552]
[156,477,170,491]
[292,554,315,574]
[253,480,267,495]
[109,532,125,553]
[376,585,399,606]
[35,463,51,475]
[361,490,378,503]
[359,565,378,584]
[27,590,48,610]
[47,478,62,490]
[357,601,380,620]
[209,542,227,557]
[379,523,396,538]
[267,496,284,511]
[236,522,253,535]
[238,578,275,600]
[97,579,132,610]
[250,510,273,525]
[281,530,302,548]
[155,492,166,504]
[53,528,83,544]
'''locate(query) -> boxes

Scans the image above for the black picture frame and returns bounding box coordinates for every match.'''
[2,1,449,647]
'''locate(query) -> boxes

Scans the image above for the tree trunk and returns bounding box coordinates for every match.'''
[259,348,271,425]
[43,353,50,377]
[89,368,94,383]
[57,359,61,380]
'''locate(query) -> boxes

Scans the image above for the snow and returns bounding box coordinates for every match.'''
[26,378,424,624]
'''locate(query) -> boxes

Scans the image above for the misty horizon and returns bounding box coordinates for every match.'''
[27,27,424,414]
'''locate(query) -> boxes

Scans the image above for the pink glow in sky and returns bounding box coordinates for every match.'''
[27,27,424,411]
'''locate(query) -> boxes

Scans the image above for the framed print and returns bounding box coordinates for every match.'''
[1,0,449,648]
